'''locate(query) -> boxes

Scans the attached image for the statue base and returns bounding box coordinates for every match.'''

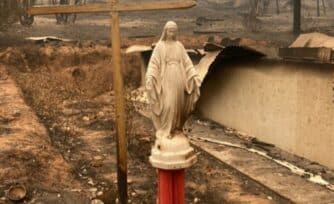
[149,133,197,170]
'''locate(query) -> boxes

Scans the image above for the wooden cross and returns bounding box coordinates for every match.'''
[28,1,197,203]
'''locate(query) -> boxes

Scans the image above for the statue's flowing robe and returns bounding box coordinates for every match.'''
[146,41,201,138]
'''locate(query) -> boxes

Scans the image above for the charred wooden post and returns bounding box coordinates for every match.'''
[109,1,127,203]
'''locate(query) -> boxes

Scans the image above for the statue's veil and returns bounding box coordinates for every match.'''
[159,21,178,41]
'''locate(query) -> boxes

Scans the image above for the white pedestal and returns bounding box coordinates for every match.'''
[149,133,197,170]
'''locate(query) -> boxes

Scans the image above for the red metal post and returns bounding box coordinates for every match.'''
[172,170,185,204]
[158,169,173,204]
[158,169,185,204]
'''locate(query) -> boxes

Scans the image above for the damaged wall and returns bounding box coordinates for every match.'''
[197,60,334,169]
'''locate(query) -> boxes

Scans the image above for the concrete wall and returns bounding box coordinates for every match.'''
[197,59,334,169]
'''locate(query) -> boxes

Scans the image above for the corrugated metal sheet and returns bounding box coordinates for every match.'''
[279,47,333,64]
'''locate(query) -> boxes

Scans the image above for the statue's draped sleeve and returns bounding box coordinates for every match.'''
[179,42,201,102]
[146,43,164,116]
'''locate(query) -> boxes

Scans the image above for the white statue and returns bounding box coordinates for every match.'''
[146,21,201,139]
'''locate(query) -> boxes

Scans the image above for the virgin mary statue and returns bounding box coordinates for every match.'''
[146,21,201,139]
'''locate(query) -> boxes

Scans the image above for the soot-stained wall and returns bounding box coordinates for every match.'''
[197,59,334,169]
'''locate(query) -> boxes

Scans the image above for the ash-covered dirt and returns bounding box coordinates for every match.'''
[0,39,284,203]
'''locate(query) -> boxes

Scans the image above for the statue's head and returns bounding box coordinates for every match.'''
[160,21,178,41]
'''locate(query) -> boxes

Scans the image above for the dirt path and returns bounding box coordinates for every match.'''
[0,64,89,203]
[187,118,334,203]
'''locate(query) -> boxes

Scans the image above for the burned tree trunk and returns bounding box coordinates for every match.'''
[293,0,301,35]
[322,0,326,15]
[317,0,326,16]
[0,0,21,29]
[276,0,280,15]
[245,0,260,32]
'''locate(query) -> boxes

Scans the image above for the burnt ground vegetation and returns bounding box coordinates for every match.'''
[0,39,285,203]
